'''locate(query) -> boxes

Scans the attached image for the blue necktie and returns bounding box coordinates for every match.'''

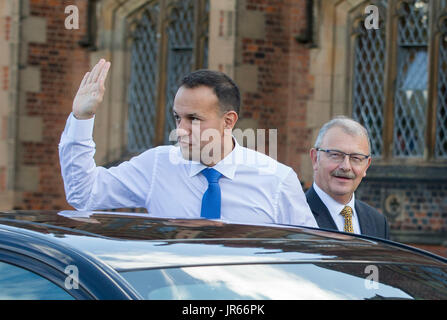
[200,168,222,219]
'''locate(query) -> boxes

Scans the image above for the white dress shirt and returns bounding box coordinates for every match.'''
[312,182,361,234]
[58,113,318,227]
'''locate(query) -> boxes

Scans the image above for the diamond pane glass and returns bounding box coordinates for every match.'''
[127,4,160,154]
[352,1,387,157]
[393,0,429,157]
[435,18,447,158]
[164,0,195,144]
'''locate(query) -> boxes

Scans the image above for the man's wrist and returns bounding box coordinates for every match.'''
[73,112,94,120]
[66,112,95,140]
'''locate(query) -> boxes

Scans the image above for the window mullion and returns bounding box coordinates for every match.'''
[425,0,439,160]
[194,0,210,69]
[383,0,399,161]
[434,3,447,159]
[155,0,169,146]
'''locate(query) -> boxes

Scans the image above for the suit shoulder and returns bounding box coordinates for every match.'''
[356,199,385,220]
[305,186,317,201]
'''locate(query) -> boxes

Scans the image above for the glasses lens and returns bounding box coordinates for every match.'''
[327,151,344,161]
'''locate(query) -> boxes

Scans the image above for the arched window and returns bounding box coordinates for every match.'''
[128,4,160,153]
[393,0,429,157]
[126,0,209,154]
[352,1,388,157]
[435,7,447,158]
[350,0,447,160]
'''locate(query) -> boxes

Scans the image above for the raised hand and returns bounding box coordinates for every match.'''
[72,59,111,120]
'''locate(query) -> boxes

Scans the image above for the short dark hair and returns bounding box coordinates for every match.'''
[180,69,240,115]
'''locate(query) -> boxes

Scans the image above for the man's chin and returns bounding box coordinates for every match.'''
[329,182,356,199]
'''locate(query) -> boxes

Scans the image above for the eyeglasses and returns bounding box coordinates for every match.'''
[316,148,370,165]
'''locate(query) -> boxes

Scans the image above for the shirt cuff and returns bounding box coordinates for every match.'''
[65,112,95,141]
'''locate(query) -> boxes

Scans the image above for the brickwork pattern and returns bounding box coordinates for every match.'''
[357,180,447,233]
[356,180,447,256]
[16,0,89,210]
[241,0,313,168]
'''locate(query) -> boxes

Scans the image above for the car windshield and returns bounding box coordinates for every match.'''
[120,262,447,300]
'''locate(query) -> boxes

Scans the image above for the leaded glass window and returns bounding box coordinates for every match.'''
[128,4,160,154]
[436,10,447,158]
[393,0,429,157]
[164,0,196,144]
[126,0,209,154]
[350,0,447,162]
[352,1,387,157]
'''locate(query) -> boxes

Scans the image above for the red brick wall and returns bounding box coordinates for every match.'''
[16,0,89,210]
[240,0,313,173]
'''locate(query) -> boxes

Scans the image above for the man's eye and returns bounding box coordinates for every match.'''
[350,155,364,162]
[329,152,343,158]
[173,115,180,121]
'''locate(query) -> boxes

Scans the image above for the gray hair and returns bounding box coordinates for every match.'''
[314,116,372,154]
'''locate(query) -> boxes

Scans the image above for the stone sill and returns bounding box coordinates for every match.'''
[366,164,447,181]
[390,230,447,246]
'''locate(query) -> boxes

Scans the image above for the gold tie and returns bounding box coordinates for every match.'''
[340,206,354,233]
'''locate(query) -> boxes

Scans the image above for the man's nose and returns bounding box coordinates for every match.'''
[176,119,190,137]
[339,155,352,170]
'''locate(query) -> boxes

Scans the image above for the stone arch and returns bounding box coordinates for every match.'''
[90,0,154,164]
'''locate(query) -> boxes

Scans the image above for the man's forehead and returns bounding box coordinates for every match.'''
[172,105,204,116]
[175,84,219,105]
[321,127,369,150]
[176,85,217,100]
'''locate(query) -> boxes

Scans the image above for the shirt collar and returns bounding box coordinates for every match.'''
[188,137,241,180]
[313,182,356,217]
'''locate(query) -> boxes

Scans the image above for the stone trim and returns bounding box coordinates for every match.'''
[366,165,447,181]
[391,230,447,246]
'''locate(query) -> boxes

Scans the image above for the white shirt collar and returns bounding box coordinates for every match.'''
[313,182,356,217]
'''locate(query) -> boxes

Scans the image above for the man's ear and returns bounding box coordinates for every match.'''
[310,148,318,171]
[363,156,372,177]
[223,111,238,130]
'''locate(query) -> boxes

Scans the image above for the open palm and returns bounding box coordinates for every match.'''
[73,59,111,119]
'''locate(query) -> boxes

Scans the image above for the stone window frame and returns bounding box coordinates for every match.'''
[92,0,208,166]
[346,0,447,166]
[308,0,447,181]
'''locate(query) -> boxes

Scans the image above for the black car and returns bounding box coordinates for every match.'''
[0,210,446,300]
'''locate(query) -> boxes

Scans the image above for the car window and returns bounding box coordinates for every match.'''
[120,263,447,300]
[0,261,74,300]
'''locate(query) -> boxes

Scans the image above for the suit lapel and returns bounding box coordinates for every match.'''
[307,187,379,237]
[306,186,338,230]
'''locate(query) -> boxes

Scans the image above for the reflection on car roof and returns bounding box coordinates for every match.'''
[0,210,445,272]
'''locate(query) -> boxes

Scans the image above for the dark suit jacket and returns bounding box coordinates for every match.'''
[305,185,389,239]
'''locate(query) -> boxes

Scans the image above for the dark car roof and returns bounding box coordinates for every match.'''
[0,210,445,272]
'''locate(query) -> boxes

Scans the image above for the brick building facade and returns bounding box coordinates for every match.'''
[0,0,90,212]
[0,0,446,256]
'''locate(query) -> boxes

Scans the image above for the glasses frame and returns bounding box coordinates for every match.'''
[315,148,371,165]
